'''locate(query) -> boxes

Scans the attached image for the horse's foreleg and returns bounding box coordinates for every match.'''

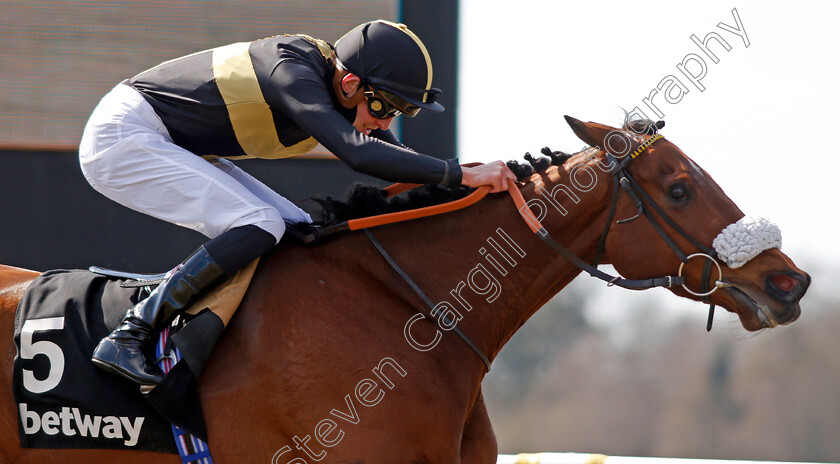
[460,389,498,464]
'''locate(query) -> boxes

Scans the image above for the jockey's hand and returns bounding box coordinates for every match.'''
[461,161,517,193]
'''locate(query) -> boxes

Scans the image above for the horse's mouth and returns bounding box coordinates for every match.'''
[722,283,800,331]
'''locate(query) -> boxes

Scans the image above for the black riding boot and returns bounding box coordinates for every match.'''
[91,246,225,385]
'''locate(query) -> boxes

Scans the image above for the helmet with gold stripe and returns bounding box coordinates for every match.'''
[335,20,444,117]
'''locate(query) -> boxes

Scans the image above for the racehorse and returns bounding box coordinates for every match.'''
[0,117,809,463]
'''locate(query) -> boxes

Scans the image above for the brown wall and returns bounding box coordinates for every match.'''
[0,0,458,271]
[0,0,398,149]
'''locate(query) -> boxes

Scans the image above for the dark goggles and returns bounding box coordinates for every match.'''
[364,87,422,119]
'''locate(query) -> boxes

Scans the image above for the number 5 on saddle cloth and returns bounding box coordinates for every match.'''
[13,260,258,453]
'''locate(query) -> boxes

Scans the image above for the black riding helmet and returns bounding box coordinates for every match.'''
[334,20,444,117]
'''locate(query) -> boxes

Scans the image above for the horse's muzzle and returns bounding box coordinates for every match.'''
[722,269,809,330]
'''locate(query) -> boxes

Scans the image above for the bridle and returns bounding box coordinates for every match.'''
[508,132,727,332]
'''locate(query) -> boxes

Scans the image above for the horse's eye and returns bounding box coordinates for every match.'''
[669,184,689,201]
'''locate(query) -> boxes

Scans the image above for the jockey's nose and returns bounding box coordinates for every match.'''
[765,270,810,304]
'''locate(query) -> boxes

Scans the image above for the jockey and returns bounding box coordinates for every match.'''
[81,20,515,386]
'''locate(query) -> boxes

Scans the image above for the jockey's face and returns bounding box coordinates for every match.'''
[339,72,394,135]
[352,98,394,135]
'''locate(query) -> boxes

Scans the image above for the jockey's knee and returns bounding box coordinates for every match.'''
[231,209,286,244]
[254,213,286,244]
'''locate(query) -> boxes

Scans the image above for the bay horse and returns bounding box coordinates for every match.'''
[0,117,809,463]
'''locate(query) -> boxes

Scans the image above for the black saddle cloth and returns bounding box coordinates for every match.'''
[13,269,190,452]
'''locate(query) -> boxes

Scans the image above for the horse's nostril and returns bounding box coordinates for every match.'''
[769,273,795,293]
[765,271,809,302]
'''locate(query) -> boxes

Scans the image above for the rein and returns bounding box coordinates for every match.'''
[301,185,491,244]
[364,229,493,372]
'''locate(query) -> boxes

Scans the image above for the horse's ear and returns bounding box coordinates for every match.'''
[564,115,621,149]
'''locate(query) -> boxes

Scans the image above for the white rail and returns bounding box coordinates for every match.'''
[498,453,835,464]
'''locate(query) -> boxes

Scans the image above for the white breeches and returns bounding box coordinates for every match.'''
[79,82,311,243]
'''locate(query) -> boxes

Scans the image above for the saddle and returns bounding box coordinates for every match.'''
[90,258,258,333]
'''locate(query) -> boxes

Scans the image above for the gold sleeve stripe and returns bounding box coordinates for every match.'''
[379,20,433,102]
[212,42,317,159]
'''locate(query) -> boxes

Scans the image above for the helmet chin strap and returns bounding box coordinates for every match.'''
[332,66,366,109]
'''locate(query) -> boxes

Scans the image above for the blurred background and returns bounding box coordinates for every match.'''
[1,1,838,461]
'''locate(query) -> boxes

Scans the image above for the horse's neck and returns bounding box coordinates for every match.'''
[487,154,614,360]
[393,151,615,369]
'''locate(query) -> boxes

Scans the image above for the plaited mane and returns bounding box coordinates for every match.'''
[307,116,665,225]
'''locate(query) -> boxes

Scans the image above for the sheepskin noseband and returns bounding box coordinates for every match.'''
[712,216,782,269]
